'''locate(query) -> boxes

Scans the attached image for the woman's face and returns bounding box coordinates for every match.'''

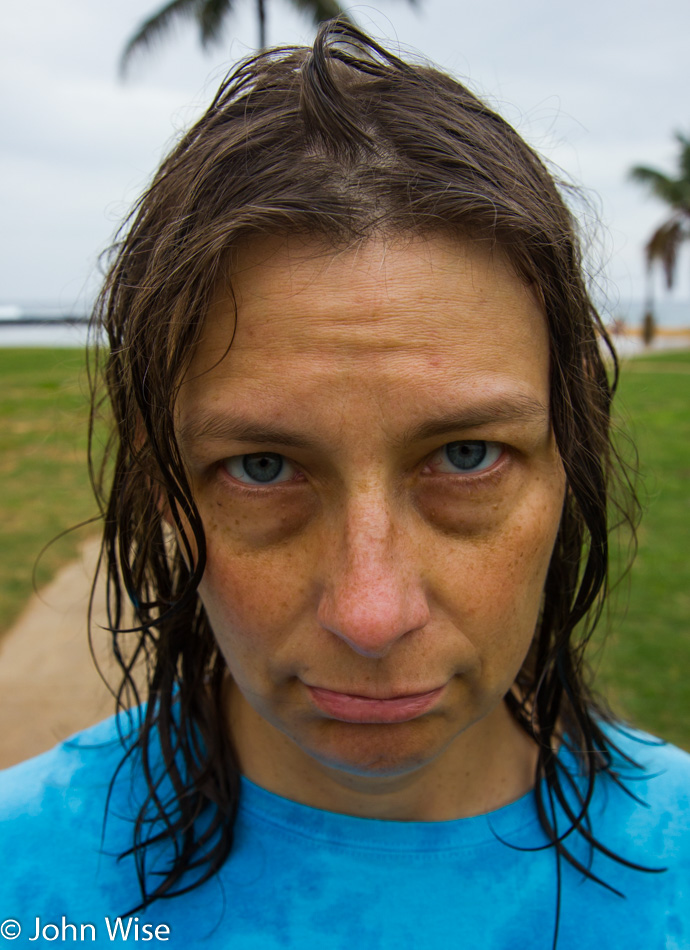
[175,233,566,817]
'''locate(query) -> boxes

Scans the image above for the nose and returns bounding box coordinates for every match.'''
[316,490,430,658]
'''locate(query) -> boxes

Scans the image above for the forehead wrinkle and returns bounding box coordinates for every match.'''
[217,234,546,370]
[182,236,552,459]
[228,239,456,342]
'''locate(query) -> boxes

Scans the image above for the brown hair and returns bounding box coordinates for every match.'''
[89,18,647,929]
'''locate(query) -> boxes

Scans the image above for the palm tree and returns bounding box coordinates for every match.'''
[629,132,690,292]
[120,0,408,75]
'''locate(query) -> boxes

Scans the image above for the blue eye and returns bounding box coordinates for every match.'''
[433,441,502,474]
[223,452,295,485]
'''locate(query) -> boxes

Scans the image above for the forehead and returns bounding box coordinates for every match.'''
[179,233,550,436]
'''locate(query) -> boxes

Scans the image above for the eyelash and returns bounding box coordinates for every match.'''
[219,441,507,491]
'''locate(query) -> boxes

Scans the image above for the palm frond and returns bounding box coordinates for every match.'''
[674,132,690,191]
[120,0,204,75]
[287,0,352,25]
[198,0,235,48]
[629,165,687,210]
[630,129,690,216]
[645,217,684,290]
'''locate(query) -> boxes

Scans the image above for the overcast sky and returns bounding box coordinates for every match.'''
[1,0,688,317]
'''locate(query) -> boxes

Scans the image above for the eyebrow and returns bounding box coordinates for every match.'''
[178,394,549,452]
[400,394,550,444]
[179,414,321,451]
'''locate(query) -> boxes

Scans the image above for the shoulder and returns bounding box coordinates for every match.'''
[0,712,142,867]
[603,722,690,803]
[587,723,690,863]
[0,712,148,916]
[0,712,135,815]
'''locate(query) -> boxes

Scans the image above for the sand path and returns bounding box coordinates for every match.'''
[0,538,119,769]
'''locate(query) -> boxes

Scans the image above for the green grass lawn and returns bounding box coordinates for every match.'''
[0,346,688,748]
[0,348,100,631]
[593,348,690,750]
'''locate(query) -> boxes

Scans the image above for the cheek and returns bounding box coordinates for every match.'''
[197,540,313,669]
[444,501,562,668]
[191,483,323,678]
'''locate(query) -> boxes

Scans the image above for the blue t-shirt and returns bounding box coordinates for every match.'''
[0,713,688,948]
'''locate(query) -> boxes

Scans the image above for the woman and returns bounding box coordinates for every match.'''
[1,20,688,949]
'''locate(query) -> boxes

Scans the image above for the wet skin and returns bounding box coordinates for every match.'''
[176,234,566,821]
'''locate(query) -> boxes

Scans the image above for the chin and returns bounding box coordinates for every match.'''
[303,718,448,780]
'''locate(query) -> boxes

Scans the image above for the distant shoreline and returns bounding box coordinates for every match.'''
[0,318,689,352]
[0,317,90,326]
[0,321,94,348]
[612,326,690,338]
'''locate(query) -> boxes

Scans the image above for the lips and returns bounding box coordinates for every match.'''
[306,684,446,724]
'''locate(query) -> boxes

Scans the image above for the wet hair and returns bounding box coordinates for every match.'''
[89,18,649,944]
